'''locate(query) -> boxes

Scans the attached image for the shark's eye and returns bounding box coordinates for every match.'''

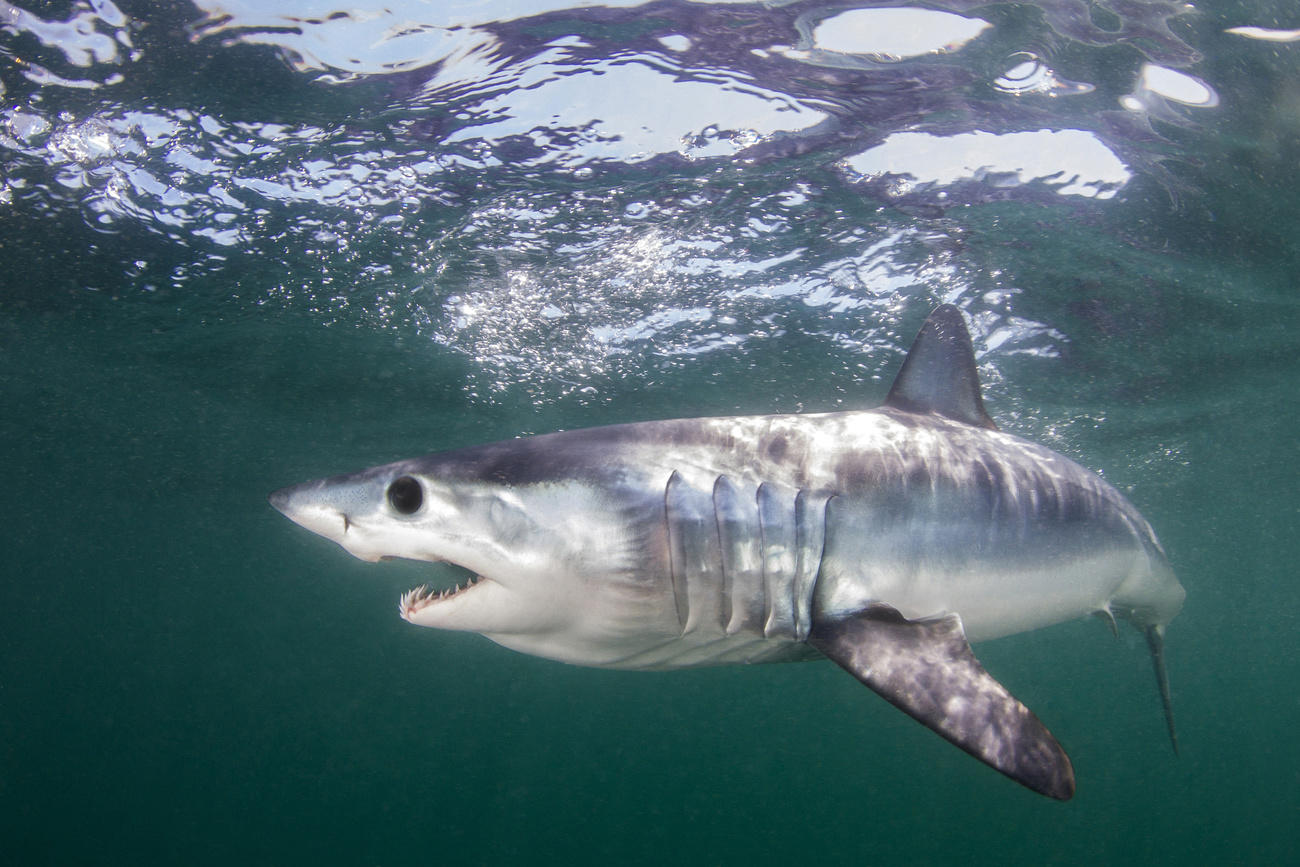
[387,476,423,515]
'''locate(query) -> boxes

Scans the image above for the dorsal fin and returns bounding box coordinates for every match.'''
[885,304,997,430]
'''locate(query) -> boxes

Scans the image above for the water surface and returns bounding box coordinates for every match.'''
[2,1,1298,863]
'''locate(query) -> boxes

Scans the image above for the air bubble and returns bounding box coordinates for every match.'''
[993,52,1094,97]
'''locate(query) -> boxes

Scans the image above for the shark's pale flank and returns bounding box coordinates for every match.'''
[269,305,1184,800]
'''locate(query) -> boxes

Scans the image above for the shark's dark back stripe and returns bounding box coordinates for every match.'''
[414,421,718,487]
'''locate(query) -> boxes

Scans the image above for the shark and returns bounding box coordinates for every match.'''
[269,304,1184,800]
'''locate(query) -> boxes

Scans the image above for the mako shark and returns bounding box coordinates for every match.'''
[269,305,1184,800]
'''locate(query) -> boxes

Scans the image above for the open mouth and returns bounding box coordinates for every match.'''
[393,560,485,620]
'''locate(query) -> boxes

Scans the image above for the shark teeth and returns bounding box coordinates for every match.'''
[398,574,483,620]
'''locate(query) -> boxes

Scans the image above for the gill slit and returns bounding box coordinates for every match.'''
[663,470,689,632]
[711,474,734,633]
[756,481,773,637]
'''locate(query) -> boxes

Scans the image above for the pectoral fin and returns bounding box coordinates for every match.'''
[809,603,1075,800]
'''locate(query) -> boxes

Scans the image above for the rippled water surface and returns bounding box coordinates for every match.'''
[3,1,1298,863]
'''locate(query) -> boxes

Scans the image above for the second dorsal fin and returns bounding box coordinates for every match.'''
[884,304,997,430]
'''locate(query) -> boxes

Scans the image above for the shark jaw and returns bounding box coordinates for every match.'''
[395,570,517,630]
[386,558,484,620]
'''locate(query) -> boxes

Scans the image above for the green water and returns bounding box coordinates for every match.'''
[3,1,1299,864]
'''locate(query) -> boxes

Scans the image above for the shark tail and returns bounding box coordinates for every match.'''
[1145,624,1179,755]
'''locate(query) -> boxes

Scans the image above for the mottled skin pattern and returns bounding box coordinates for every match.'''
[808,604,1075,800]
[269,306,1184,799]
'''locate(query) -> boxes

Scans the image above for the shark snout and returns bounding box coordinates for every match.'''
[268,483,352,543]
[268,487,292,515]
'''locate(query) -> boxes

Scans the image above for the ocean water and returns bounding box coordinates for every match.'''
[2,0,1298,863]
